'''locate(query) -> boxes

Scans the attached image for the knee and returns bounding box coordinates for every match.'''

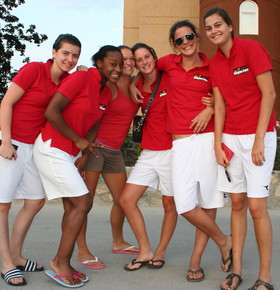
[162,197,176,214]
[119,193,133,212]
[248,202,268,220]
[76,195,93,215]
[33,199,45,211]
[0,203,11,214]
[231,196,248,212]
[119,195,127,210]
[23,198,45,214]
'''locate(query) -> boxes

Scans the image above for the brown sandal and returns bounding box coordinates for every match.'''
[186,268,205,282]
[221,249,233,272]
[220,273,242,290]
[248,279,274,290]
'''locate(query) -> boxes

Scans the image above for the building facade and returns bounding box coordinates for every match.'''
[123,0,280,119]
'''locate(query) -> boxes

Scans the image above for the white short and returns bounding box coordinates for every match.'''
[171,133,225,214]
[33,134,89,200]
[218,132,276,198]
[127,149,173,196]
[0,137,45,203]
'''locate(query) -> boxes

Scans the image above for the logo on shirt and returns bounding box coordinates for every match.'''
[194,74,209,82]
[264,185,269,190]
[159,90,167,97]
[233,65,250,76]
[100,104,107,111]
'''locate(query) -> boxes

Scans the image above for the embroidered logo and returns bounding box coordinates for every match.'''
[159,90,167,97]
[193,74,209,82]
[233,65,250,76]
[100,104,107,111]
[264,185,269,190]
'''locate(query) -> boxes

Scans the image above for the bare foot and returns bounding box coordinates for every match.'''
[148,252,165,267]
[187,268,205,282]
[69,265,87,282]
[112,242,140,254]
[124,251,153,270]
[50,260,81,286]
[221,235,232,272]
[220,273,242,290]
[77,253,104,268]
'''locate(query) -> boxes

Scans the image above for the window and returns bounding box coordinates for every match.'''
[239,0,258,35]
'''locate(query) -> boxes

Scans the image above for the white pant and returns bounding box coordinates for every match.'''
[171,133,225,214]
[218,132,276,197]
[0,137,45,203]
[127,149,173,196]
[33,134,88,200]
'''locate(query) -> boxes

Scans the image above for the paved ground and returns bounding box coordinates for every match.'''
[2,202,280,290]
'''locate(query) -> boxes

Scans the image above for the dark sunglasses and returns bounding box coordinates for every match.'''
[174,33,195,46]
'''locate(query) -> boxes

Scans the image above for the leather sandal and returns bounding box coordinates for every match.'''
[220,273,242,290]
[248,279,274,290]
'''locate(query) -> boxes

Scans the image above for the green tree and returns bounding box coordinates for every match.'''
[0,0,47,99]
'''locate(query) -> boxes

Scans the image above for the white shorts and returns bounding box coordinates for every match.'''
[218,132,276,198]
[127,149,173,196]
[171,133,225,214]
[33,134,89,200]
[0,137,45,203]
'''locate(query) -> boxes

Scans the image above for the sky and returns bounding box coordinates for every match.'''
[9,0,124,71]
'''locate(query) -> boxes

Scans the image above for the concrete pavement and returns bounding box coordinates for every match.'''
[3,202,280,290]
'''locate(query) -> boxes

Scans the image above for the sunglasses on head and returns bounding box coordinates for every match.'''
[174,33,195,46]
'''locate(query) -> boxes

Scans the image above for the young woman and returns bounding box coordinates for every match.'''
[120,43,178,271]
[0,34,81,287]
[157,20,232,282]
[130,21,231,280]
[33,46,123,288]
[204,8,276,290]
[74,46,139,270]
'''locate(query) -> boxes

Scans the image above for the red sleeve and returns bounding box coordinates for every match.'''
[246,41,272,77]
[58,71,87,101]
[12,62,43,91]
[157,55,171,71]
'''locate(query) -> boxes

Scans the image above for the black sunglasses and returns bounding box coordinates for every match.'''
[174,33,195,46]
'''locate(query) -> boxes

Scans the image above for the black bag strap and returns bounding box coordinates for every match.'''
[136,71,162,128]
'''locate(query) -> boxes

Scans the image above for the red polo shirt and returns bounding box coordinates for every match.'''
[41,68,104,156]
[209,36,276,134]
[10,59,67,144]
[97,87,139,149]
[157,53,214,134]
[137,71,172,150]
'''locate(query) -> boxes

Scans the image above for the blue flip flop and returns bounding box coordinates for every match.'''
[45,270,84,288]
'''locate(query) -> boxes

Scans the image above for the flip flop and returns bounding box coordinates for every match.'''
[73,271,89,283]
[77,257,105,269]
[248,279,274,290]
[124,259,148,271]
[147,259,165,269]
[45,270,84,288]
[187,268,205,282]
[112,245,140,255]
[221,249,233,272]
[16,259,44,272]
[1,268,27,286]
[220,273,242,290]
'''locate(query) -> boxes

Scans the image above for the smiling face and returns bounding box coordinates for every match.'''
[134,47,156,76]
[204,13,233,47]
[52,42,81,72]
[121,47,135,77]
[173,26,198,57]
[97,50,123,84]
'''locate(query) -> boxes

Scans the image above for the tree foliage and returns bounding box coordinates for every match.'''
[0,0,48,99]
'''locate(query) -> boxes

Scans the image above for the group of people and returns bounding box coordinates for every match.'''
[0,7,276,290]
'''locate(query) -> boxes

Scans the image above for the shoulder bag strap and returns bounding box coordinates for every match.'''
[137,71,162,126]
